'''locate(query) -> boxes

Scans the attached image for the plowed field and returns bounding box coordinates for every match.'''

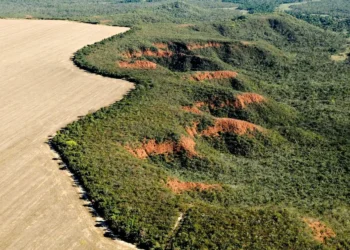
[0,19,135,249]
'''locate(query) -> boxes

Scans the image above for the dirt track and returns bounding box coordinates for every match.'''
[0,20,136,249]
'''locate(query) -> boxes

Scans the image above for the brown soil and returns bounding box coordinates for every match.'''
[182,101,205,114]
[0,19,135,250]
[234,93,266,109]
[186,122,199,138]
[184,99,235,112]
[182,93,264,112]
[187,42,222,50]
[126,139,176,159]
[303,218,336,243]
[153,43,168,49]
[201,118,263,137]
[182,106,201,114]
[179,136,198,157]
[125,146,148,159]
[167,178,221,193]
[117,60,157,69]
[190,71,238,81]
[123,48,173,58]
[143,49,173,57]
[127,136,198,159]
[122,51,143,58]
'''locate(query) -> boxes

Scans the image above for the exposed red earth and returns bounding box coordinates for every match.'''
[123,49,173,58]
[186,42,222,50]
[153,42,169,49]
[117,60,157,69]
[190,71,238,81]
[303,218,336,243]
[234,92,266,109]
[126,136,198,159]
[181,101,205,114]
[182,92,266,114]
[201,118,263,137]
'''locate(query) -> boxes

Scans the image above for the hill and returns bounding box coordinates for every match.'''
[288,0,350,36]
[53,12,350,249]
[0,0,349,249]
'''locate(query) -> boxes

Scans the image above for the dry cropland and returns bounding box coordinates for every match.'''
[0,19,135,249]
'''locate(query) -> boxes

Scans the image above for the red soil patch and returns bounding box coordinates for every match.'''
[125,147,148,159]
[123,48,173,58]
[187,42,222,50]
[122,51,143,58]
[143,140,175,155]
[126,139,175,159]
[182,93,264,113]
[179,136,198,157]
[185,122,199,138]
[182,102,205,114]
[126,136,198,159]
[234,93,266,109]
[201,118,263,137]
[143,49,173,57]
[182,106,201,114]
[183,99,233,111]
[303,218,336,243]
[153,43,168,49]
[167,178,221,194]
[117,60,157,69]
[190,71,238,81]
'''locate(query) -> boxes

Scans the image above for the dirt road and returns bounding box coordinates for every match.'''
[0,19,135,249]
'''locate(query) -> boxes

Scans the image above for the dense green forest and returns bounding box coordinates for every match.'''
[288,0,350,36]
[1,0,349,249]
[0,0,241,26]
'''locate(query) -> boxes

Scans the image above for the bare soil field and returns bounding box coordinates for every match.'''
[0,19,135,249]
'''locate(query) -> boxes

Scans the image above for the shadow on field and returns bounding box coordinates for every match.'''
[46,137,121,241]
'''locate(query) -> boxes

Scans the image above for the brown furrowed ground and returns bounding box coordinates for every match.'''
[0,20,136,249]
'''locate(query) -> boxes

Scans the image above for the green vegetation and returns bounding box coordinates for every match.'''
[223,0,301,13]
[53,13,350,249]
[288,0,350,36]
[1,0,349,249]
[172,207,316,249]
[0,0,241,26]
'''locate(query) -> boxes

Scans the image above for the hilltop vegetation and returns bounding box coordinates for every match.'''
[223,0,300,13]
[1,0,349,249]
[53,11,349,249]
[0,0,241,26]
[288,0,350,36]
